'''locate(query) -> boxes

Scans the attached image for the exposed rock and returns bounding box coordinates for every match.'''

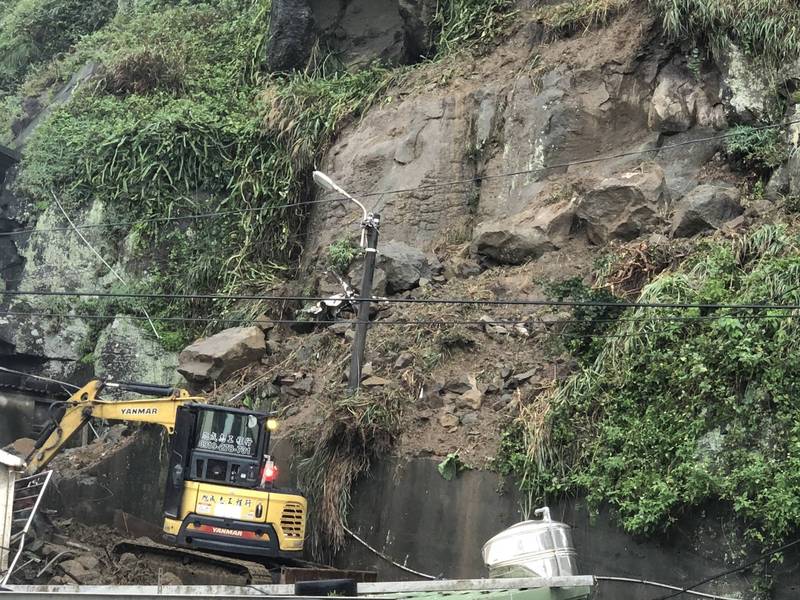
[395,352,414,369]
[362,376,390,387]
[75,554,100,571]
[310,0,408,67]
[460,412,479,426]
[443,257,481,279]
[178,327,266,384]
[438,413,460,429]
[398,0,438,58]
[471,200,574,265]
[715,42,781,122]
[576,165,670,245]
[765,164,790,201]
[159,571,183,586]
[649,66,696,133]
[670,184,743,238]
[373,240,434,293]
[648,59,725,134]
[94,317,180,385]
[265,0,314,72]
[458,388,483,411]
[347,264,388,297]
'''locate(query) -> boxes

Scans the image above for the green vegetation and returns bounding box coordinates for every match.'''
[438,451,470,480]
[522,226,800,546]
[326,238,360,274]
[0,0,116,89]
[537,0,800,68]
[726,125,789,171]
[653,0,800,67]
[434,0,517,55]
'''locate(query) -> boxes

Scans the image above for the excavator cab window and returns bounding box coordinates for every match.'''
[186,406,268,489]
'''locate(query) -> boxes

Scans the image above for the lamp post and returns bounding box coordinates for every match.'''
[312,171,381,392]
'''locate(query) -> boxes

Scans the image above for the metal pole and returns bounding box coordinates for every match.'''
[349,213,380,392]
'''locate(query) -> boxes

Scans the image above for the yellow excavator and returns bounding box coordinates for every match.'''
[25,379,307,565]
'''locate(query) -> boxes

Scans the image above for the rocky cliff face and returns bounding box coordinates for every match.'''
[3,2,800,588]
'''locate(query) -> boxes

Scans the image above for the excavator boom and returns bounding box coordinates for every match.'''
[24,380,203,476]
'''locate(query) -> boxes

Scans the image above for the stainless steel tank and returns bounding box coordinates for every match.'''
[481,507,578,578]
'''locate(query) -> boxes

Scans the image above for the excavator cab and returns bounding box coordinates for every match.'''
[25,380,307,563]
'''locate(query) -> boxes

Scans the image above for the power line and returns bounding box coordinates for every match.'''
[3,119,798,238]
[0,310,797,335]
[4,287,800,312]
[351,119,800,200]
[651,536,800,600]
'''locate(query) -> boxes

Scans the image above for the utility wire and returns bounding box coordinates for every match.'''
[595,576,742,600]
[50,190,160,339]
[0,310,797,338]
[651,537,800,600]
[0,366,80,391]
[3,119,798,238]
[4,287,800,312]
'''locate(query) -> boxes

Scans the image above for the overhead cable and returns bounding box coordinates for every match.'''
[4,287,800,312]
[3,119,798,238]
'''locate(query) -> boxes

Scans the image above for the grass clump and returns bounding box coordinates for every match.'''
[520,226,800,546]
[0,0,116,90]
[650,0,800,68]
[434,0,518,55]
[534,0,629,34]
[297,387,403,559]
[726,125,789,172]
[326,239,360,275]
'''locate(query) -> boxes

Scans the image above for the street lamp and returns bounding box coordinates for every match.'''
[312,171,381,392]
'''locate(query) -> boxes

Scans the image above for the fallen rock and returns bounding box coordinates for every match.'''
[117,552,137,568]
[576,165,670,245]
[160,571,183,586]
[362,376,390,387]
[178,327,266,384]
[443,257,482,279]
[670,184,743,238]
[395,352,414,369]
[458,388,484,411]
[373,240,435,293]
[471,200,574,265]
[460,412,479,426]
[59,559,88,582]
[438,413,460,429]
[75,554,100,571]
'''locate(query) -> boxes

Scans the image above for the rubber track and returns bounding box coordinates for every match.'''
[113,538,273,584]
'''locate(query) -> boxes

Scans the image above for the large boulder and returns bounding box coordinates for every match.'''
[576,165,670,245]
[670,184,743,238]
[648,60,725,134]
[94,317,180,385]
[265,0,314,72]
[353,240,436,293]
[178,327,266,384]
[471,200,574,265]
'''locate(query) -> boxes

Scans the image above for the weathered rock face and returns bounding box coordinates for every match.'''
[648,58,725,133]
[94,317,180,385]
[670,184,743,238]
[265,0,314,72]
[576,165,671,245]
[178,326,266,385]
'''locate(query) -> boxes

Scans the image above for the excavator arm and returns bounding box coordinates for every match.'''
[24,380,205,476]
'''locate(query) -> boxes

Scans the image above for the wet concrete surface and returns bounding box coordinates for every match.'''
[337,457,800,600]
[36,431,800,598]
